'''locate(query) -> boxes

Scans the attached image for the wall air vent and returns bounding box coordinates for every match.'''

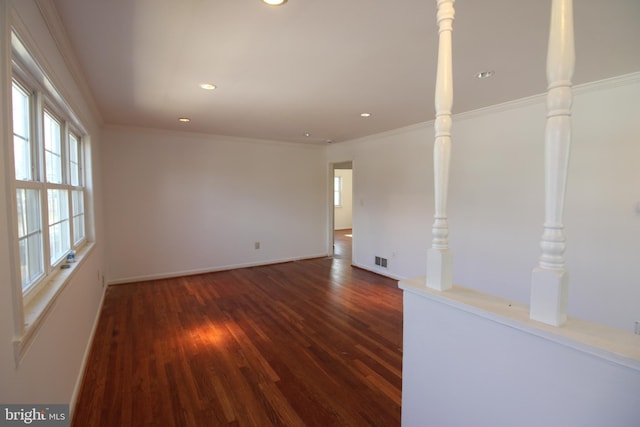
[375,256,388,268]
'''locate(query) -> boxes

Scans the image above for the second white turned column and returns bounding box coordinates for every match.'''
[530,0,575,326]
[426,0,455,291]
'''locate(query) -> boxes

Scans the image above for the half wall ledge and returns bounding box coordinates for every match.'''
[398,276,640,369]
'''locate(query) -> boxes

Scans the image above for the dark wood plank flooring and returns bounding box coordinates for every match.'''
[72,256,402,426]
[333,229,352,260]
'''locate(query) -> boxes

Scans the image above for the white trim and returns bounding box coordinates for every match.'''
[336,72,640,146]
[1,0,27,364]
[32,0,103,128]
[351,260,405,281]
[104,123,327,151]
[68,277,106,419]
[107,253,330,286]
[455,72,640,123]
[13,242,95,366]
[327,163,336,257]
[11,30,87,135]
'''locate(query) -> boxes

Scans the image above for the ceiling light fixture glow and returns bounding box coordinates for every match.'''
[475,70,495,79]
[262,0,287,5]
[304,132,311,137]
[360,113,372,118]
[199,83,217,90]
[178,117,191,123]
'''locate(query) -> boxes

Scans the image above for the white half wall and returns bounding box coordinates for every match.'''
[327,74,640,332]
[400,280,640,427]
[101,127,328,284]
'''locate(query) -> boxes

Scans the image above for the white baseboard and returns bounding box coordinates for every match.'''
[68,284,107,418]
[350,261,406,281]
[107,253,330,286]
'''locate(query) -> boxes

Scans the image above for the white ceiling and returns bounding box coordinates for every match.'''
[51,0,640,144]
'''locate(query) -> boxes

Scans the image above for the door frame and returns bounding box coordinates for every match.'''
[328,160,353,258]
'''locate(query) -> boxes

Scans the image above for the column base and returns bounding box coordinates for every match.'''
[426,248,453,291]
[530,267,569,326]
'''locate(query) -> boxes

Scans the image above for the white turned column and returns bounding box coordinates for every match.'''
[426,0,455,291]
[530,0,575,326]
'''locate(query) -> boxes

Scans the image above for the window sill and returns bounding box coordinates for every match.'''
[13,242,96,367]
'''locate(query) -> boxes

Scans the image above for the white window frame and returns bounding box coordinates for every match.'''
[6,29,94,365]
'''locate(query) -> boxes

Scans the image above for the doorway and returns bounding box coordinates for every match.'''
[332,161,353,261]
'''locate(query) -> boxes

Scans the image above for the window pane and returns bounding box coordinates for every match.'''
[69,134,80,186]
[47,189,70,263]
[12,83,32,181]
[23,234,44,290]
[49,222,70,264]
[73,214,85,245]
[12,84,30,138]
[16,189,41,238]
[334,176,342,207]
[72,190,84,215]
[16,189,43,290]
[44,112,63,184]
[72,190,85,244]
[47,189,69,224]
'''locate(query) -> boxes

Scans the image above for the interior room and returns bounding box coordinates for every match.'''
[1,0,638,425]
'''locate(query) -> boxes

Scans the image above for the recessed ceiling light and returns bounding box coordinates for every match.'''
[199,83,216,90]
[304,132,311,137]
[360,113,372,118]
[263,0,287,5]
[475,70,495,79]
[178,117,191,123]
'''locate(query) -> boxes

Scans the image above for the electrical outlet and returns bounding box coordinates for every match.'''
[255,241,261,250]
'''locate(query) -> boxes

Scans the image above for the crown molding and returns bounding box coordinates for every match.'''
[34,0,103,128]
[103,123,326,151]
[454,71,640,123]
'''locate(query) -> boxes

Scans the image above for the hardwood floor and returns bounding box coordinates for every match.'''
[333,229,352,261]
[72,256,402,426]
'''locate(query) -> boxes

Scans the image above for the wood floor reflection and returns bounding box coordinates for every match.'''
[333,228,352,261]
[72,255,402,426]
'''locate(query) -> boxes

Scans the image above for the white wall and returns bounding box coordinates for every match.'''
[0,0,105,406]
[327,125,432,280]
[334,168,353,230]
[102,127,328,284]
[327,74,640,332]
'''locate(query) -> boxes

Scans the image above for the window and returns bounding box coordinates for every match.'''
[11,78,87,294]
[334,175,342,207]
[8,30,93,365]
